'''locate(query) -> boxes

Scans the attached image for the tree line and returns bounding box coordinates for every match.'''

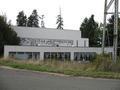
[17,10,39,27]
[80,14,120,48]
[16,9,63,29]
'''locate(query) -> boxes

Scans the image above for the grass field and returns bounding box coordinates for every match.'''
[0,55,120,79]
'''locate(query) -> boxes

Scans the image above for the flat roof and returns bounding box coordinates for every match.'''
[12,26,83,40]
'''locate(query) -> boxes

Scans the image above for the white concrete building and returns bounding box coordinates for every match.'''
[4,26,113,61]
[13,26,89,47]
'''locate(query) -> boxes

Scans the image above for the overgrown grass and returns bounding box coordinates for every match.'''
[0,55,120,79]
[94,54,120,72]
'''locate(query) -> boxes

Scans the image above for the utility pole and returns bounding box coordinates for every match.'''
[102,0,119,63]
[113,0,119,63]
[102,0,107,54]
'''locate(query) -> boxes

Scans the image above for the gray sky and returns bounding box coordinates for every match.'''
[0,0,111,30]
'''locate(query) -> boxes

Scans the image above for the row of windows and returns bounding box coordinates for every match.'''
[9,52,96,61]
[9,52,40,60]
[44,52,71,61]
[74,52,96,61]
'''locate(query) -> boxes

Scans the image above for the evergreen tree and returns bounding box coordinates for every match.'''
[16,11,27,26]
[56,14,63,29]
[80,15,101,47]
[27,9,39,27]
[80,18,89,38]
[0,15,20,55]
[105,15,120,47]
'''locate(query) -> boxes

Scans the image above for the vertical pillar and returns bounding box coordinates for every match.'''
[40,52,44,60]
[4,47,9,58]
[50,52,51,60]
[63,52,65,61]
[71,52,74,61]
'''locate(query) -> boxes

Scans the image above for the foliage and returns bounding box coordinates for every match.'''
[16,11,27,26]
[27,9,39,27]
[80,15,102,47]
[0,15,20,55]
[105,15,120,47]
[56,15,64,29]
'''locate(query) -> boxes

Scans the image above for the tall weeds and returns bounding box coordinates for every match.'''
[94,54,120,72]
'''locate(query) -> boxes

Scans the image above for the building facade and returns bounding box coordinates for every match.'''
[4,26,113,61]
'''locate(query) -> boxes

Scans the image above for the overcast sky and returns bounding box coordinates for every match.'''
[0,0,115,30]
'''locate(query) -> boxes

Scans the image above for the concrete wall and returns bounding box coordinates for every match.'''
[12,26,88,47]
[4,45,113,60]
